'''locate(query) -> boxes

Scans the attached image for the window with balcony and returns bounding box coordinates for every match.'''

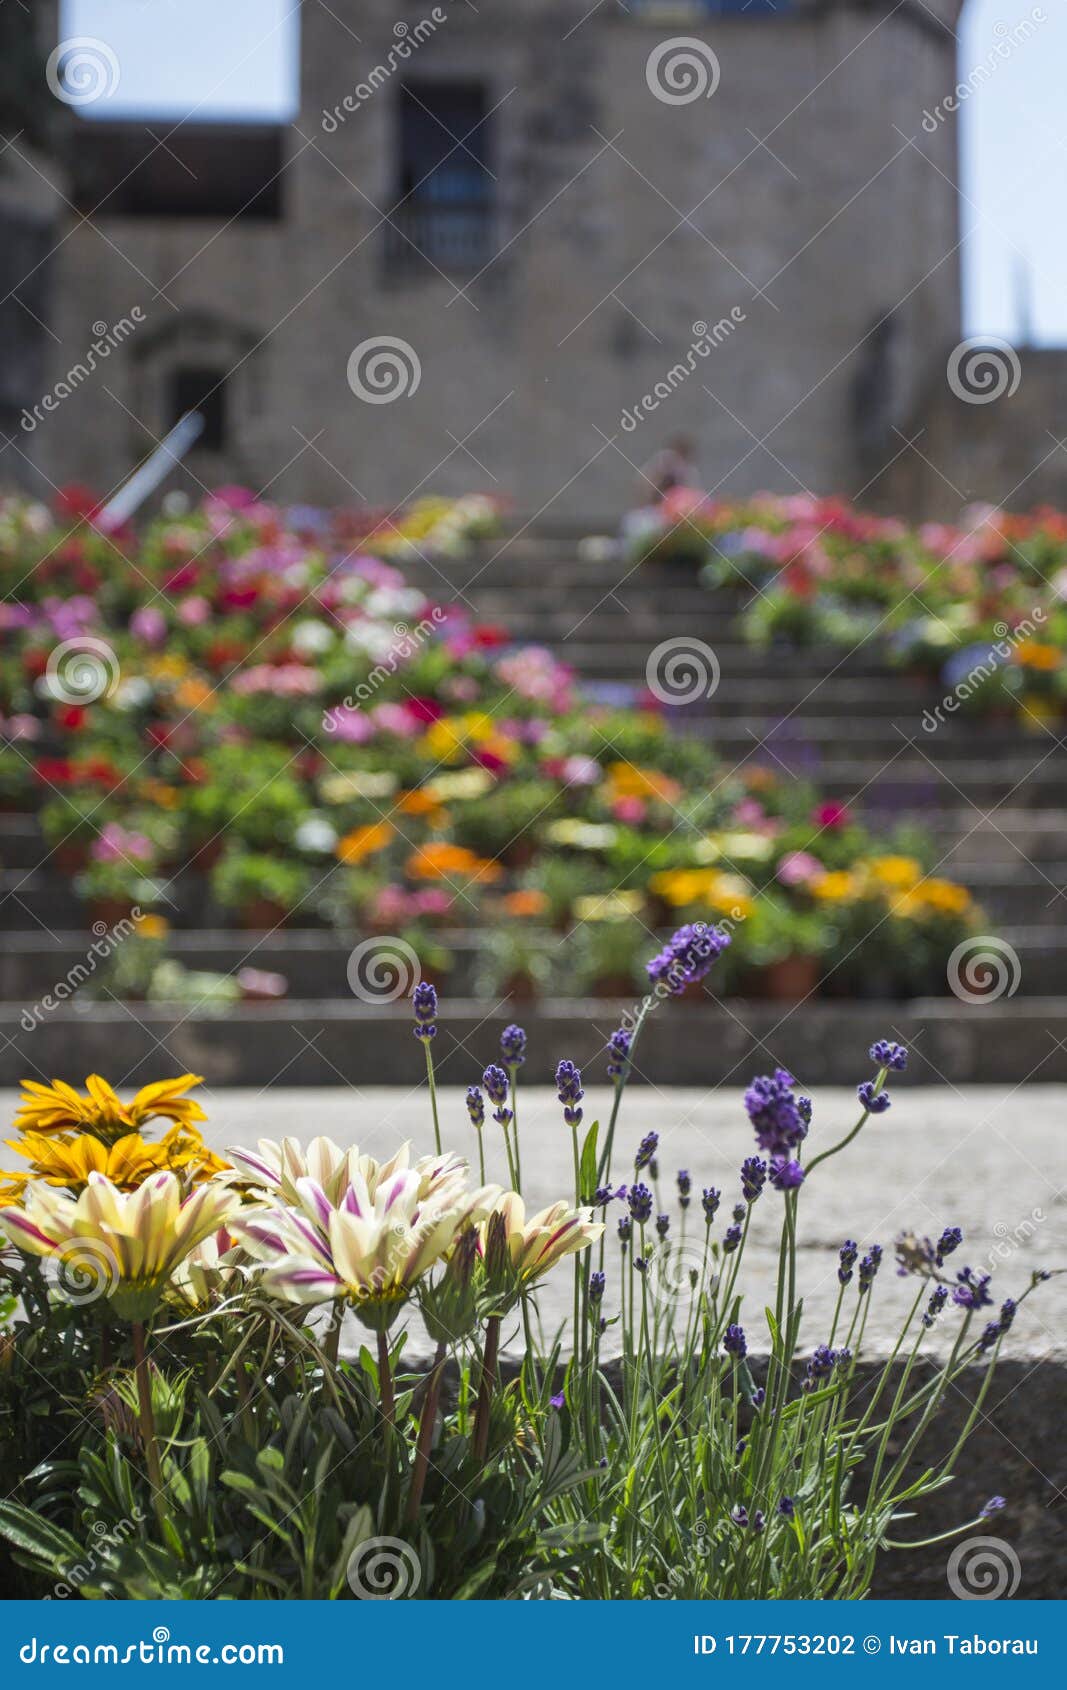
[387,81,494,275]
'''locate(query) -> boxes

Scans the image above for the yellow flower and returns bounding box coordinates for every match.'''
[13,1075,207,1146]
[811,871,861,904]
[419,712,496,764]
[482,1193,603,1286]
[603,762,682,806]
[915,878,973,917]
[134,913,170,941]
[867,855,922,890]
[0,1126,227,1204]
[0,1171,238,1322]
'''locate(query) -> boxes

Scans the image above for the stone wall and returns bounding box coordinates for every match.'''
[24,0,968,516]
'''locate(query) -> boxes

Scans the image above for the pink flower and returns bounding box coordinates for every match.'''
[734,797,766,827]
[812,801,850,830]
[776,851,821,888]
[612,796,646,825]
[178,595,211,626]
[130,606,168,646]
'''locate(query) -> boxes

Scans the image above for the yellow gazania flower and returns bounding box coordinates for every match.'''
[0,1171,238,1322]
[481,1193,603,1296]
[13,1074,207,1146]
[1014,641,1059,671]
[419,711,496,763]
[0,1125,228,1204]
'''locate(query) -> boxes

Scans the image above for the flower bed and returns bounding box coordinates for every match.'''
[0,489,979,1001]
[627,489,1066,721]
[0,950,1050,1600]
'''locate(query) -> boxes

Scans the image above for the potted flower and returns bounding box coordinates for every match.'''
[211,848,313,929]
[741,893,834,1002]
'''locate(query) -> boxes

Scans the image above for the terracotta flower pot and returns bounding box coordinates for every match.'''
[760,954,821,1002]
[238,898,290,930]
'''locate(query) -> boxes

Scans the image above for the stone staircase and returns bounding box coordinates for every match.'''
[1,527,1065,1090]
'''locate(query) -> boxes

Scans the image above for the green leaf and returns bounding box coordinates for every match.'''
[578,1120,600,1203]
[0,1501,85,1569]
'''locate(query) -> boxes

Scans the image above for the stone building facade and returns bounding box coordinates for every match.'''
[5,0,1010,518]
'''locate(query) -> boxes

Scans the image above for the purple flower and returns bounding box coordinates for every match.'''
[869,1039,908,1072]
[483,1064,512,1128]
[751,1510,765,1534]
[838,1240,858,1285]
[978,1320,1002,1353]
[555,1059,584,1129]
[589,1270,606,1302]
[857,1081,891,1114]
[606,1027,632,1081]
[617,1216,632,1247]
[549,1391,565,1410]
[723,1323,747,1358]
[777,1496,795,1519]
[466,1086,485,1130]
[677,1169,692,1209]
[981,1495,1006,1517]
[593,1184,623,1208]
[769,1158,805,1191]
[744,1069,810,1157]
[922,1285,949,1327]
[935,1226,962,1266]
[702,1187,721,1224]
[858,1245,883,1294]
[655,1213,670,1239]
[741,1156,767,1203]
[412,981,438,1042]
[752,1388,765,1408]
[646,921,730,996]
[730,1505,748,1528]
[999,1297,1017,1332]
[723,1223,743,1254]
[953,1266,993,1310]
[628,1183,653,1225]
[634,1130,659,1172]
[500,1023,527,1066]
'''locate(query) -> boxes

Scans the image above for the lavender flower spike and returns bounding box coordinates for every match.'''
[500,1024,527,1067]
[412,980,438,1042]
[556,1059,584,1129]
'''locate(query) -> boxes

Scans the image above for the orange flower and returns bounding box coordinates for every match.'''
[502,889,548,918]
[406,842,502,883]
[396,788,441,817]
[336,821,394,865]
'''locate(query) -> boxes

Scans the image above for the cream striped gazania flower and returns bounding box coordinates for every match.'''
[0,1171,239,1322]
[231,1167,499,1332]
[225,1136,467,1210]
[482,1193,604,1292]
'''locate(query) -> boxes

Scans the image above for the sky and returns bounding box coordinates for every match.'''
[62,0,1065,345]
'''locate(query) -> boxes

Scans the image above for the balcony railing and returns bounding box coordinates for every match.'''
[384,201,496,277]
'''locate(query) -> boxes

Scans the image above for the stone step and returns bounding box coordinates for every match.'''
[0,919,1058,1001]
[682,718,1047,758]
[1,994,1064,1086]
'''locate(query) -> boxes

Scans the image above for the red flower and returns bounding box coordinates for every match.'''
[34,758,74,786]
[473,624,509,649]
[57,706,87,731]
